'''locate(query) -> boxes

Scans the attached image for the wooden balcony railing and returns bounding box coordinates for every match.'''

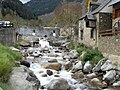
[99,27,120,36]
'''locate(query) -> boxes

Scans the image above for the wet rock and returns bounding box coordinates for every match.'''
[103,70,117,84]
[92,58,107,72]
[41,74,47,77]
[90,78,102,87]
[9,66,40,90]
[40,86,45,89]
[54,74,60,77]
[83,61,92,73]
[32,50,41,57]
[69,50,78,59]
[20,61,30,68]
[46,70,53,76]
[48,59,57,63]
[101,60,116,71]
[113,81,120,87]
[63,61,72,70]
[86,73,97,79]
[47,78,72,90]
[42,62,62,71]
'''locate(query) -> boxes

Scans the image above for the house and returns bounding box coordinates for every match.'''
[78,0,112,48]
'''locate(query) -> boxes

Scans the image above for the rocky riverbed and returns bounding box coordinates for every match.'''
[9,35,120,90]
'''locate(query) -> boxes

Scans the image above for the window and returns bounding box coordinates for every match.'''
[90,29,94,38]
[80,30,83,40]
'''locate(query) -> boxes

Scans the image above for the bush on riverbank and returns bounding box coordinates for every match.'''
[68,41,103,65]
[0,44,22,83]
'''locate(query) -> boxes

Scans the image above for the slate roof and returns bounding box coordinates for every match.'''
[92,0,111,14]
[109,0,120,6]
[80,0,111,20]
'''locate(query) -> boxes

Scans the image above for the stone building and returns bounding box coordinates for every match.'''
[78,0,112,48]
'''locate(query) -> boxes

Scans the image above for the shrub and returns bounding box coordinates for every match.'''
[83,48,103,65]
[68,40,75,50]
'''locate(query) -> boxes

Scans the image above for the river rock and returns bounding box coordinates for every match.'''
[103,70,117,84]
[69,50,78,59]
[101,60,116,71]
[83,61,92,73]
[63,61,72,70]
[72,61,82,72]
[32,50,41,57]
[48,59,57,63]
[86,73,97,79]
[46,70,53,76]
[113,81,120,87]
[92,58,107,72]
[42,62,62,71]
[9,66,40,90]
[72,70,84,79]
[47,78,72,90]
[90,78,102,87]
[20,61,30,68]
[41,74,47,77]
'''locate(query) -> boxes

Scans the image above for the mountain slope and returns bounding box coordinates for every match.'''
[25,0,83,16]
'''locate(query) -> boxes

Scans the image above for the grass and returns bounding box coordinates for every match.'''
[0,44,22,83]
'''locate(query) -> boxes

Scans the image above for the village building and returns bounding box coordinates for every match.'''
[78,0,112,48]
[78,0,120,56]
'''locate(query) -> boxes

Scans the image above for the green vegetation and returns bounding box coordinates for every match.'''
[0,44,22,83]
[0,82,11,90]
[68,40,103,65]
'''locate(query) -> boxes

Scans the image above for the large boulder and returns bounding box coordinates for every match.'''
[47,78,72,90]
[42,62,62,71]
[103,70,117,84]
[83,61,92,73]
[9,66,40,90]
[101,60,116,71]
[92,58,107,72]
[72,61,82,72]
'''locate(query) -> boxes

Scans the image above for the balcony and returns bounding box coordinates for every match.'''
[99,27,120,37]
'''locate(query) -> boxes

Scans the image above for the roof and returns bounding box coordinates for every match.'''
[80,0,111,20]
[109,0,120,6]
[92,0,111,14]
[79,12,96,20]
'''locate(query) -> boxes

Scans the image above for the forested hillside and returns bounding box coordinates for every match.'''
[0,0,37,20]
[25,0,83,16]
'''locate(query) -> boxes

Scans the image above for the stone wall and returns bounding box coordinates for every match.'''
[98,36,120,55]
[16,26,60,38]
[0,28,16,45]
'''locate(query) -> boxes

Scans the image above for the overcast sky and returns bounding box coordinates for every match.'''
[19,0,31,4]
